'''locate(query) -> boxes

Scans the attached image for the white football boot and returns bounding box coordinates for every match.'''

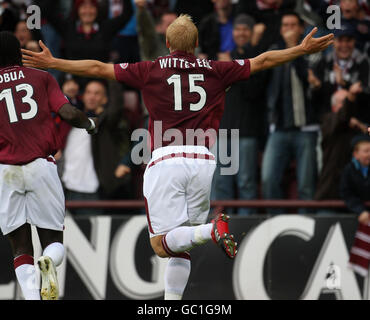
[38,256,59,300]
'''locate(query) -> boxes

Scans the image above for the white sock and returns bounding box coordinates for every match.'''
[164,257,191,300]
[164,224,212,253]
[43,242,65,266]
[14,255,40,300]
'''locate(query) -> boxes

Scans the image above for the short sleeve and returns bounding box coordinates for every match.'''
[212,59,251,88]
[46,73,69,113]
[114,61,150,89]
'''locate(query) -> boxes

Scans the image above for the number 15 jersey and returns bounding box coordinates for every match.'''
[114,51,251,151]
[0,66,69,165]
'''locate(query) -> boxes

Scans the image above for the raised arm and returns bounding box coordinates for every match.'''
[35,0,66,36]
[250,28,334,74]
[22,41,116,80]
[103,0,134,37]
[136,0,160,61]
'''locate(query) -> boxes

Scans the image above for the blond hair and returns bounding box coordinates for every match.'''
[166,14,198,54]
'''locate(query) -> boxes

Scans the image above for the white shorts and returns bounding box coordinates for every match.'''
[0,157,65,235]
[143,145,216,238]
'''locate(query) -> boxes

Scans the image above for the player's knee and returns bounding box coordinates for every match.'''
[154,248,168,258]
[150,235,169,258]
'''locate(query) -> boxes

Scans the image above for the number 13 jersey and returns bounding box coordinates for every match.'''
[0,66,69,165]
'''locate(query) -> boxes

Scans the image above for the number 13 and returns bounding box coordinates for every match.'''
[0,83,38,123]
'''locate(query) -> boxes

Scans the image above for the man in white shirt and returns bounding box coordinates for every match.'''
[62,81,107,214]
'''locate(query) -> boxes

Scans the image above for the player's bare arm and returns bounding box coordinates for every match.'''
[22,41,115,80]
[249,27,334,74]
[58,104,98,134]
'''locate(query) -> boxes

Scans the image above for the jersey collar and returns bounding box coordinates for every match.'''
[170,50,196,58]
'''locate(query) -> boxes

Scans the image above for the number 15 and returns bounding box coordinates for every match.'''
[167,74,207,112]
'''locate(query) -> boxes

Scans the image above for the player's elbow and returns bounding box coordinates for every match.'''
[93,62,115,80]
[250,54,267,74]
[91,62,105,78]
[58,104,83,126]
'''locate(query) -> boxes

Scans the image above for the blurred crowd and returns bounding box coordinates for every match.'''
[1,0,370,216]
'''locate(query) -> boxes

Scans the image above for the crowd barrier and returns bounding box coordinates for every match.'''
[65,199,370,209]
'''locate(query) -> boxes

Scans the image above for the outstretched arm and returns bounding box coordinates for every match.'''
[22,41,116,80]
[250,28,334,74]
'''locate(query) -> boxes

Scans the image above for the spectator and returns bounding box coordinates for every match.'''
[56,76,84,159]
[108,0,142,135]
[153,11,178,53]
[343,133,370,278]
[0,0,19,32]
[342,0,362,20]
[37,0,71,82]
[61,81,104,214]
[54,77,83,176]
[340,0,370,54]
[315,83,367,210]
[90,80,133,202]
[236,0,296,52]
[61,80,132,214]
[9,0,32,20]
[174,0,214,26]
[145,0,173,20]
[296,0,333,26]
[119,0,174,202]
[359,0,370,19]
[109,0,141,65]
[213,13,268,215]
[62,77,83,110]
[198,0,236,60]
[261,12,319,213]
[311,21,370,117]
[14,20,41,51]
[58,76,84,146]
[295,0,325,27]
[135,0,177,61]
[14,20,32,47]
[135,0,177,121]
[317,0,370,48]
[37,0,133,88]
[340,134,370,220]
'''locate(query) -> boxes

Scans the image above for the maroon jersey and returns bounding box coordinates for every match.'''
[114,51,250,151]
[0,66,69,165]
